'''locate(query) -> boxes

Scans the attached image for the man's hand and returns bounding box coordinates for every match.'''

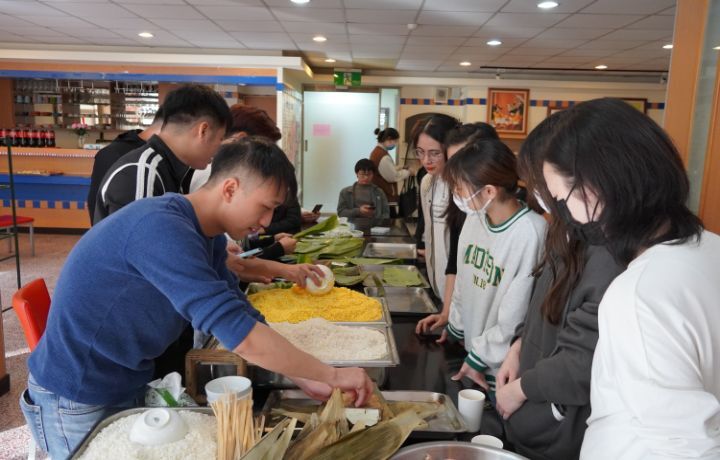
[291,376,333,401]
[359,205,375,218]
[496,339,522,390]
[496,378,527,420]
[451,362,489,390]
[226,255,272,284]
[280,263,324,288]
[329,367,374,407]
[301,211,320,224]
[277,236,297,254]
[274,232,293,241]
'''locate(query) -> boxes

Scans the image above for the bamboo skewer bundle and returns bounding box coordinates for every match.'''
[211,393,258,460]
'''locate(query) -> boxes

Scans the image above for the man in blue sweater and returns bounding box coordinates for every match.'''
[21,137,373,459]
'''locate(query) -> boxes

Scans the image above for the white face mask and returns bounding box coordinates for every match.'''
[453,188,492,216]
[534,191,551,214]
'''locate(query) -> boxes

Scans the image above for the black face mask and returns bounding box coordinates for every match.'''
[555,186,606,246]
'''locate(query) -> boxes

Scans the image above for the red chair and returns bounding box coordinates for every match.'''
[0,214,35,257]
[12,278,50,351]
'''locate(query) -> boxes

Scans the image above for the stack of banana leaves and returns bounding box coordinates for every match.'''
[292,238,365,264]
[259,388,439,460]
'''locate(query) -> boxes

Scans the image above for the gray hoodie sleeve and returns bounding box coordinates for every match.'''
[520,246,623,406]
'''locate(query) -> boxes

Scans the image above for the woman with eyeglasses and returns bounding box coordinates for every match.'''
[443,138,546,400]
[523,98,719,459]
[414,114,460,299]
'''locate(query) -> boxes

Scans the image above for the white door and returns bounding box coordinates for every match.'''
[302,91,379,211]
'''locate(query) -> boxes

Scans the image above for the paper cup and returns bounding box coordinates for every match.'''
[458,389,486,432]
[471,434,504,449]
[205,376,252,404]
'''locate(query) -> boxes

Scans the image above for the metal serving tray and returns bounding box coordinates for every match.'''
[245,283,393,326]
[261,390,468,435]
[360,264,430,289]
[71,407,214,459]
[364,286,439,316]
[248,366,389,389]
[363,242,417,260]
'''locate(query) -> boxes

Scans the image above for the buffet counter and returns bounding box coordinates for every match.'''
[0,147,95,229]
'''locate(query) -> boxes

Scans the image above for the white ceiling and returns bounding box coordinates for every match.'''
[0,0,676,73]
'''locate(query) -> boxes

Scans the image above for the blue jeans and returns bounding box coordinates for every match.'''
[20,374,143,459]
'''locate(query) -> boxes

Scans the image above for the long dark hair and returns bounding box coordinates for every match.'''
[542,97,702,266]
[444,138,519,201]
[519,111,585,324]
[411,114,460,157]
[443,122,501,231]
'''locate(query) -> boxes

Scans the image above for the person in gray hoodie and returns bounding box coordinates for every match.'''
[495,113,624,460]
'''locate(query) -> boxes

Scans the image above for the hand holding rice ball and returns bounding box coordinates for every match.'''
[305,264,335,295]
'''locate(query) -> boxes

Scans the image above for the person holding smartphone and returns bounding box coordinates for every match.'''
[337,159,390,219]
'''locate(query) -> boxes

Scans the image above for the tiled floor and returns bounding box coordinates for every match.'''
[0,233,81,460]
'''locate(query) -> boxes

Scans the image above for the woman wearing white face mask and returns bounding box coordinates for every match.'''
[443,138,547,399]
[369,127,411,206]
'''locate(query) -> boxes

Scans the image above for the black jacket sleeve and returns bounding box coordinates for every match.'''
[520,246,623,406]
[444,215,465,275]
[258,242,285,261]
[264,199,302,235]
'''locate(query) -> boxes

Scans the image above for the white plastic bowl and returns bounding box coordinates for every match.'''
[305,264,335,295]
[129,408,188,446]
[205,376,252,404]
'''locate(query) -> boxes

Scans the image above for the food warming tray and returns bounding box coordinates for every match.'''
[360,265,430,289]
[362,242,417,260]
[364,286,438,316]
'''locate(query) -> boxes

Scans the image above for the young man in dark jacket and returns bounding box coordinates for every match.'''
[93,84,231,224]
[86,110,163,223]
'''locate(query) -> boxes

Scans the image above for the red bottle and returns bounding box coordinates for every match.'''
[46,128,56,148]
[0,128,6,147]
[29,128,38,147]
[37,127,46,148]
[19,126,28,147]
[9,127,17,147]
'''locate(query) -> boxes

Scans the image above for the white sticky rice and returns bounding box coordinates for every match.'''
[79,410,216,460]
[270,318,388,361]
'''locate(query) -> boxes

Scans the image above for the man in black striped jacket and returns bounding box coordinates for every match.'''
[94,84,231,224]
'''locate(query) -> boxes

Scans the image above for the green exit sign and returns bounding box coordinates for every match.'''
[333,69,362,87]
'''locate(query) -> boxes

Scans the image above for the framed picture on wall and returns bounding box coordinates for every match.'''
[488,88,530,135]
[621,98,648,114]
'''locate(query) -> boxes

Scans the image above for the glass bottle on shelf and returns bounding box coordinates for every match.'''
[46,128,56,148]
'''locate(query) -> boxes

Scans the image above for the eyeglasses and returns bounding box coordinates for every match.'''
[415,148,444,160]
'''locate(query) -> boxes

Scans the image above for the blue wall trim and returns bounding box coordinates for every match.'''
[0,70,276,86]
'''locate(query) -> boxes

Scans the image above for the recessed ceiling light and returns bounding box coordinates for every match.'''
[291,0,310,3]
[313,35,327,42]
[714,45,720,50]
[595,64,608,70]
[325,58,336,63]
[138,32,154,38]
[459,61,472,67]
[537,1,559,9]
[486,39,502,46]
[663,43,673,49]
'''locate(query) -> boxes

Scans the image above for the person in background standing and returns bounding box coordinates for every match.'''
[413,114,460,299]
[369,128,411,214]
[416,122,500,340]
[86,108,163,223]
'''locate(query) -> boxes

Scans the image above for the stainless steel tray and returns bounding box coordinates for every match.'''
[261,389,468,434]
[364,286,438,316]
[71,407,214,459]
[245,283,392,326]
[270,323,400,367]
[360,264,430,289]
[248,366,388,389]
[363,242,417,259]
